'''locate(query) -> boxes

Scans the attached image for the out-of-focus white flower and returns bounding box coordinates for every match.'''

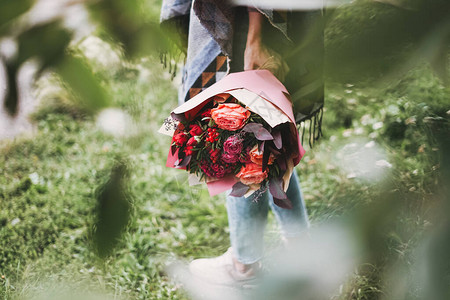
[354,127,364,135]
[96,108,132,138]
[11,218,20,226]
[360,114,372,125]
[365,141,376,148]
[372,122,383,130]
[0,38,17,61]
[347,98,357,105]
[387,104,400,115]
[376,159,392,168]
[78,36,122,70]
[369,132,378,139]
[342,129,353,137]
[336,139,391,181]
[29,172,40,184]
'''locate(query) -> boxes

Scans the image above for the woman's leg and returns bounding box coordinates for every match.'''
[188,190,269,285]
[269,171,310,237]
[226,189,270,264]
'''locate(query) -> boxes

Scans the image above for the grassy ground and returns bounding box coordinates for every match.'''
[1,4,449,300]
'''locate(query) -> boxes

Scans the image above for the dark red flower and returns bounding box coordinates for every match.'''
[209,149,221,163]
[201,109,212,119]
[212,163,228,178]
[177,123,185,131]
[185,146,195,156]
[189,124,203,136]
[187,136,198,147]
[173,132,188,146]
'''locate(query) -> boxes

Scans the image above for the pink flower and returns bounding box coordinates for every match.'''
[223,135,243,155]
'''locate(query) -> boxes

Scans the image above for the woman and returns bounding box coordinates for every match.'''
[160,0,323,288]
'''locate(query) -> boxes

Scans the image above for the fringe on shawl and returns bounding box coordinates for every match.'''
[298,104,324,148]
[160,50,184,80]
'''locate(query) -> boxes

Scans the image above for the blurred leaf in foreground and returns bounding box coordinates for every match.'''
[56,55,110,112]
[3,20,72,115]
[93,158,133,258]
[88,0,172,58]
[0,0,33,31]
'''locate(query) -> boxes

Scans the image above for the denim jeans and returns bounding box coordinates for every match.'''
[226,171,310,264]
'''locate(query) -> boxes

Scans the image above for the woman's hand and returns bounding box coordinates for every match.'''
[244,10,289,81]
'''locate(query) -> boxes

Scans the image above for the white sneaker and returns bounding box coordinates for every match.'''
[189,248,260,289]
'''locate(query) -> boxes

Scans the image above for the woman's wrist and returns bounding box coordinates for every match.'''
[246,11,263,46]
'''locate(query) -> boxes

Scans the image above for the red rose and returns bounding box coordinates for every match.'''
[187,136,198,147]
[173,132,188,146]
[189,124,203,136]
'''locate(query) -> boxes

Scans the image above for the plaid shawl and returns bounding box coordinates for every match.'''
[160,0,324,146]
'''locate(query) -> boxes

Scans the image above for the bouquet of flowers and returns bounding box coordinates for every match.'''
[160,70,305,209]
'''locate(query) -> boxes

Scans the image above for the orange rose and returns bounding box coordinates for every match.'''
[211,103,250,131]
[249,145,275,165]
[236,163,268,185]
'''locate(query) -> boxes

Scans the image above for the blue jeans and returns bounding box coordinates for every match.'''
[226,171,310,264]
